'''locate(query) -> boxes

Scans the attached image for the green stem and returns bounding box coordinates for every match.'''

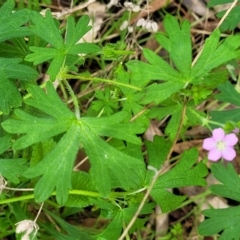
[0,188,146,205]
[62,79,80,119]
[63,74,142,91]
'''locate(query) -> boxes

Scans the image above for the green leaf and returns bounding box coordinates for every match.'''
[215,81,240,107]
[26,12,100,80]
[191,30,240,82]
[23,124,80,205]
[198,206,240,239]
[142,48,182,82]
[2,109,71,150]
[97,203,154,239]
[151,148,207,212]
[79,125,146,197]
[210,109,240,126]
[141,82,185,104]
[217,6,240,31]
[81,111,145,144]
[25,47,57,65]
[29,10,63,48]
[0,158,28,183]
[90,87,118,116]
[145,135,171,170]
[145,135,171,183]
[0,0,31,42]
[158,15,192,79]
[208,0,239,7]
[2,81,147,204]
[97,210,123,240]
[0,134,12,155]
[115,65,145,115]
[126,50,181,87]
[210,163,240,201]
[65,15,91,48]
[30,139,56,167]
[0,58,38,114]
[210,82,240,124]
[25,82,75,120]
[1,82,75,149]
[165,104,182,141]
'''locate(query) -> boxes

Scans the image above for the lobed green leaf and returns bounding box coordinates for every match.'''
[198,206,240,239]
[0,0,31,42]
[24,124,81,205]
[151,148,207,212]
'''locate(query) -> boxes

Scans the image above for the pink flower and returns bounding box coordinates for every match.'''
[203,128,238,161]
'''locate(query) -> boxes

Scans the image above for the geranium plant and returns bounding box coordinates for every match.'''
[0,0,240,239]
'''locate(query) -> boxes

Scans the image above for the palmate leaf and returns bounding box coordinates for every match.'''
[2,82,75,149]
[147,142,207,212]
[126,16,188,105]
[0,0,31,43]
[127,15,240,106]
[115,65,147,116]
[25,12,100,80]
[0,58,38,114]
[2,81,147,204]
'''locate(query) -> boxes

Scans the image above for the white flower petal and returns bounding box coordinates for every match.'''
[120,20,129,31]
[151,22,158,32]
[128,26,133,33]
[136,18,145,27]
[145,21,152,31]
[132,5,140,12]
[124,1,132,8]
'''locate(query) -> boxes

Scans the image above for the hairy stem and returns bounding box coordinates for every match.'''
[62,79,80,119]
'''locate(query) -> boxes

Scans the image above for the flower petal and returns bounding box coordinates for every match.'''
[222,147,236,161]
[208,149,222,161]
[212,128,225,141]
[224,133,238,146]
[203,138,216,150]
